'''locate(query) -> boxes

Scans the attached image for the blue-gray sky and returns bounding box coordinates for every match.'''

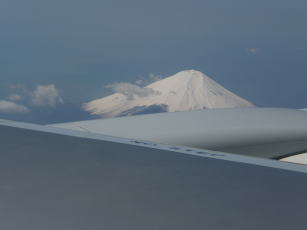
[0,0,306,123]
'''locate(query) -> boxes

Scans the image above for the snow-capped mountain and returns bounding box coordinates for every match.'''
[83,70,254,117]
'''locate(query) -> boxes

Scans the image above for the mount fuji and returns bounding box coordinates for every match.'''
[83,70,254,117]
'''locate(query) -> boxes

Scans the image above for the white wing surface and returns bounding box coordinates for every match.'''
[0,119,307,229]
[51,108,307,160]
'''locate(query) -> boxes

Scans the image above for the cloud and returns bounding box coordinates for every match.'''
[135,73,162,86]
[247,48,261,54]
[107,83,159,100]
[0,100,30,114]
[7,94,23,102]
[31,84,64,107]
[7,84,64,110]
[148,73,162,82]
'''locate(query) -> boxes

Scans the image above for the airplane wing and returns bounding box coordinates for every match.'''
[0,119,307,230]
[50,108,307,160]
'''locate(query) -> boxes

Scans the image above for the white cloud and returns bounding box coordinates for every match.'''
[31,84,64,107]
[0,100,30,114]
[148,73,162,83]
[135,73,162,86]
[107,82,159,100]
[135,79,144,86]
[7,94,23,102]
[247,48,261,54]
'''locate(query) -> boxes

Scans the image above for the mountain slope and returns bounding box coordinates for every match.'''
[83,70,254,117]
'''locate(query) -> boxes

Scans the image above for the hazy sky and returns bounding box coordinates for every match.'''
[0,0,306,122]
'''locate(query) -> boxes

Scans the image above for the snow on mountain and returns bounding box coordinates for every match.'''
[83,70,254,117]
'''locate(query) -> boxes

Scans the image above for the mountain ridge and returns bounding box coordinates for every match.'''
[83,70,254,117]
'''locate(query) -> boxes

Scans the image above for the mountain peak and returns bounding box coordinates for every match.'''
[176,69,204,76]
[83,70,254,117]
[165,69,206,81]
